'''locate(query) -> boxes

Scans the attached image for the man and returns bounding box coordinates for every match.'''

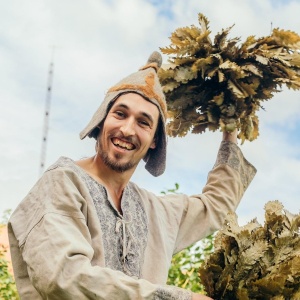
[8,51,256,299]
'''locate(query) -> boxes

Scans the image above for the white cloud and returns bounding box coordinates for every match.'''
[0,0,299,229]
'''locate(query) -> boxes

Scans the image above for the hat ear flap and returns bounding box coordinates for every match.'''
[143,117,167,177]
[144,134,166,177]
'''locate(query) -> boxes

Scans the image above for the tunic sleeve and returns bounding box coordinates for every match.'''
[173,141,256,254]
[154,285,192,300]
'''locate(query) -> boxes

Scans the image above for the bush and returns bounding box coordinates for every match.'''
[168,235,215,293]
[0,240,19,299]
[0,210,19,299]
[162,183,215,292]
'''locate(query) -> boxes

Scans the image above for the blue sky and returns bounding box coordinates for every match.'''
[1,0,300,226]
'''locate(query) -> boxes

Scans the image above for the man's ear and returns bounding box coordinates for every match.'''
[150,116,162,150]
[149,138,156,149]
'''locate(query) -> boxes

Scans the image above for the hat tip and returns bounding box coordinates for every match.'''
[147,51,162,68]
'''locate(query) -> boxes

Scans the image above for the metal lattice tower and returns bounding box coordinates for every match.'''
[39,47,55,176]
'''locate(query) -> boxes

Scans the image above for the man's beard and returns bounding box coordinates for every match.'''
[101,152,135,173]
[97,142,136,173]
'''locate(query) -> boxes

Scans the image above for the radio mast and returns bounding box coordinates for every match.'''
[39,47,55,176]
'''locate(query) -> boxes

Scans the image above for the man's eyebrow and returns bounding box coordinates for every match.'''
[113,103,129,110]
[141,112,154,124]
[113,103,155,124]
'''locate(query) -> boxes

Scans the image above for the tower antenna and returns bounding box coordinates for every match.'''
[270,21,273,35]
[39,46,56,176]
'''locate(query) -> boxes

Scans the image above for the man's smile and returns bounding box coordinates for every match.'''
[111,137,136,150]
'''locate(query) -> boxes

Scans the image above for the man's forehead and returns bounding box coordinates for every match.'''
[111,93,160,117]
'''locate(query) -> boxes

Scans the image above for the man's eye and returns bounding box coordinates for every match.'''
[139,120,150,127]
[115,111,125,117]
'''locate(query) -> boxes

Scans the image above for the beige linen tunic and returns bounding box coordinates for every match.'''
[8,141,256,299]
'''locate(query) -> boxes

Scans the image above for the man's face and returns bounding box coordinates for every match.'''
[97,93,160,173]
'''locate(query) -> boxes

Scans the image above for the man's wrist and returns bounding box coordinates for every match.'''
[192,292,214,299]
[222,129,237,144]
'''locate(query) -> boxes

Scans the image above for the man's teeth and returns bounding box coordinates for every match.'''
[112,138,134,150]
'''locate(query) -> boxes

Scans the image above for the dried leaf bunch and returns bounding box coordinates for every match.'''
[199,200,300,299]
[158,13,300,143]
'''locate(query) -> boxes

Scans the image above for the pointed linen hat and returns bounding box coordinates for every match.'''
[80,51,167,177]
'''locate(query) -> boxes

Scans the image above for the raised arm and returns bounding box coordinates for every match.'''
[170,132,256,254]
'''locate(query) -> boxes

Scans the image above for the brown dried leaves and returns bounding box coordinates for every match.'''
[198,200,300,299]
[159,13,300,143]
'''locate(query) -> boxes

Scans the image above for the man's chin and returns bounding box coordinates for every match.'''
[98,148,138,173]
[104,158,135,173]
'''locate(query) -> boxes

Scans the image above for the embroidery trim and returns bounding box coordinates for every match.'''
[49,157,148,278]
[214,141,256,189]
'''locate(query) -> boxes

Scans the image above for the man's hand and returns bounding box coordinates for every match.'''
[192,293,214,300]
[222,128,237,144]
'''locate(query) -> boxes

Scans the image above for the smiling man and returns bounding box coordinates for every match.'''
[77,92,160,213]
[8,51,256,300]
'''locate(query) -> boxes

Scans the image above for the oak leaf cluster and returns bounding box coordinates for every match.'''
[198,200,300,299]
[158,13,300,143]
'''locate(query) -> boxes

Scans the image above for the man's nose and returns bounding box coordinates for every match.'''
[120,119,135,136]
